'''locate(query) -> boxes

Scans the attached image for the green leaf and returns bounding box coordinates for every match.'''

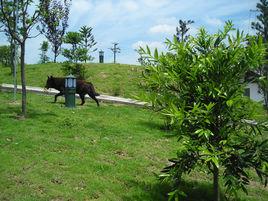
[226,99,234,107]
[146,45,151,55]
[154,48,159,60]
[211,157,220,168]
[195,129,214,139]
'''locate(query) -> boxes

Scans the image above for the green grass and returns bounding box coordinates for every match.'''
[0,92,176,201]
[0,63,144,98]
[0,92,267,201]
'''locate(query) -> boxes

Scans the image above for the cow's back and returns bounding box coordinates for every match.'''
[53,77,65,91]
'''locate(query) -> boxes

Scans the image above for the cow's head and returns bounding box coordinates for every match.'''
[45,76,54,89]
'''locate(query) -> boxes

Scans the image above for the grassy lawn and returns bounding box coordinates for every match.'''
[0,63,144,98]
[0,92,267,201]
[0,92,176,201]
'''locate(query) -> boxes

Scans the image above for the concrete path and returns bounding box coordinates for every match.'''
[0,83,148,107]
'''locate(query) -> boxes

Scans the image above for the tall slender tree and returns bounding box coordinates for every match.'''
[39,0,71,62]
[79,25,97,63]
[251,0,268,110]
[0,0,44,117]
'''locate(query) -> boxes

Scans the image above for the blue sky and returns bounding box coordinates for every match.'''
[0,0,259,64]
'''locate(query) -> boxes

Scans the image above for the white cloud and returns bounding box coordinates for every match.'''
[132,41,165,51]
[149,24,175,35]
[143,0,171,8]
[188,24,199,36]
[156,17,178,25]
[121,0,139,12]
[205,17,224,27]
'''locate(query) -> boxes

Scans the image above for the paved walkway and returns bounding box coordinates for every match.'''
[0,83,148,107]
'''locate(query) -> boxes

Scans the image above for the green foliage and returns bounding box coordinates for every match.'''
[0,45,11,66]
[61,61,86,80]
[64,31,82,46]
[79,25,97,63]
[140,21,268,200]
[62,47,88,64]
[62,31,89,64]
[39,41,49,64]
[61,31,91,79]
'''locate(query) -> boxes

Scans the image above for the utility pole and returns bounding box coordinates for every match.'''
[13,0,19,101]
[109,42,120,63]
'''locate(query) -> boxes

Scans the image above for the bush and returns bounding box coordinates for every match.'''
[140,21,268,201]
[61,61,87,80]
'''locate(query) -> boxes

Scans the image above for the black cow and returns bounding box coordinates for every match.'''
[45,76,100,106]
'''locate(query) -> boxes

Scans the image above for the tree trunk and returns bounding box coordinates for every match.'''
[10,40,14,74]
[53,52,57,63]
[20,42,26,117]
[53,46,57,63]
[263,89,268,112]
[213,164,220,201]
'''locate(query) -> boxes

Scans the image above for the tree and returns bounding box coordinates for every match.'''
[62,31,88,63]
[176,19,194,42]
[39,0,71,62]
[109,42,120,63]
[251,0,268,110]
[39,41,49,63]
[61,31,88,79]
[0,0,44,117]
[79,25,97,63]
[140,22,268,201]
[0,1,18,75]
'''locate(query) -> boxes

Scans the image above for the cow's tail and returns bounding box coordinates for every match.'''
[87,82,100,96]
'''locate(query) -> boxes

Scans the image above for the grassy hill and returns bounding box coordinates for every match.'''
[0,63,144,98]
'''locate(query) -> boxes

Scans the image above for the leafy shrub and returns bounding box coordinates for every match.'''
[140,21,268,201]
[61,61,87,80]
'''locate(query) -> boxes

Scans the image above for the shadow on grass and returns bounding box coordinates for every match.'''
[122,179,226,201]
[27,108,58,119]
[138,119,163,130]
[122,180,170,201]
[0,105,21,117]
[138,120,177,137]
[0,104,58,120]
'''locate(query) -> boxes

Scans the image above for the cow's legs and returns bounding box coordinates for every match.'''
[79,94,85,105]
[88,92,99,107]
[54,91,64,103]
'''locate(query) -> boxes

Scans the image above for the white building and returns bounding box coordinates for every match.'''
[245,82,264,102]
